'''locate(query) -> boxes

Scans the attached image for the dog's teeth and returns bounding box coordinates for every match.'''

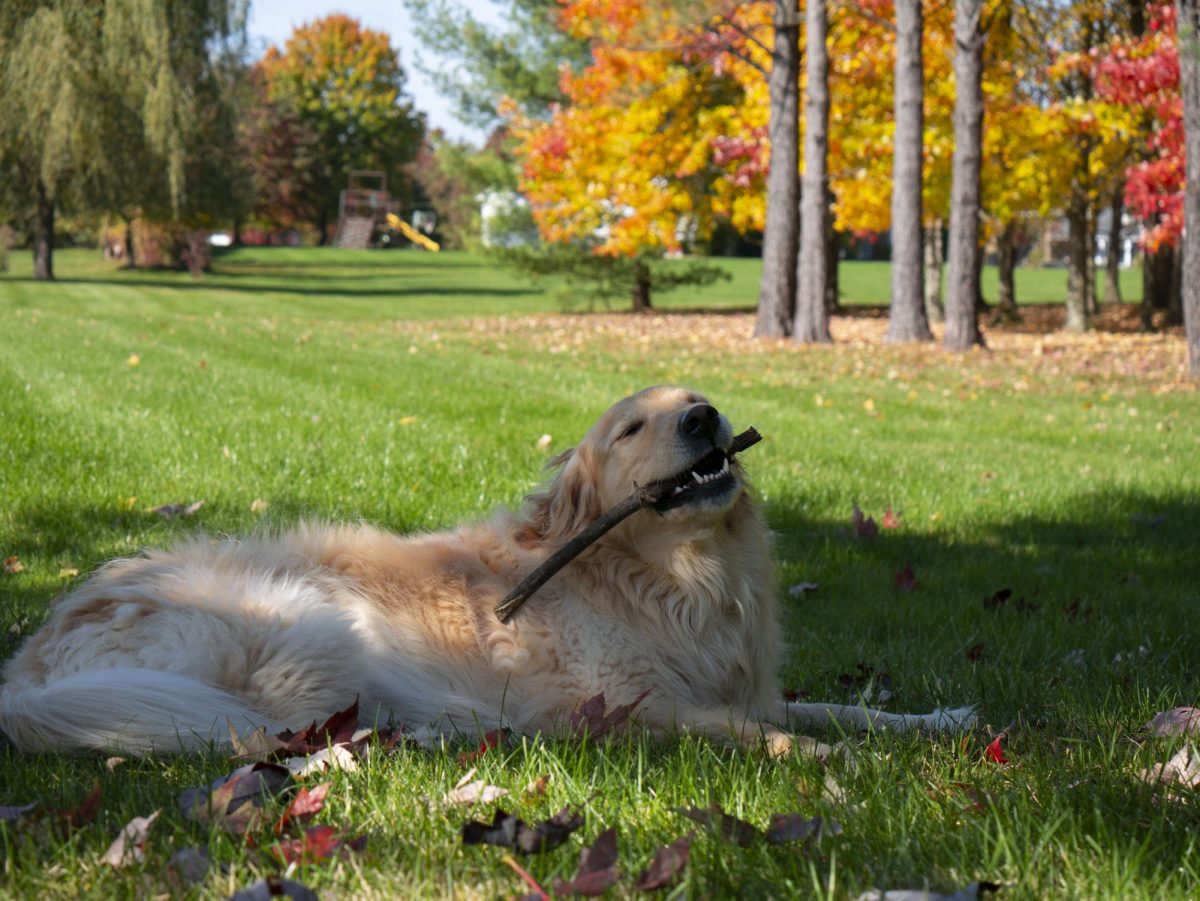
[721,458,729,473]
[692,471,703,484]
[673,486,684,495]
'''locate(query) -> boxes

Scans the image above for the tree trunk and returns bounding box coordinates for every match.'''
[1169,241,1183,324]
[1085,204,1098,315]
[943,0,986,350]
[33,178,55,281]
[825,197,841,315]
[631,259,652,313]
[886,0,933,342]
[991,219,1019,324]
[1104,190,1123,304]
[754,0,801,338]
[924,221,945,323]
[1064,201,1090,331]
[123,215,136,269]
[795,0,831,343]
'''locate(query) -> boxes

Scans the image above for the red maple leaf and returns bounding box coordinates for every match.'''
[984,736,1008,765]
[881,506,902,529]
[273,783,330,836]
[894,563,919,592]
[459,728,510,765]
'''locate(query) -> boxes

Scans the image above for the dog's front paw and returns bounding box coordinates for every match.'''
[924,705,980,733]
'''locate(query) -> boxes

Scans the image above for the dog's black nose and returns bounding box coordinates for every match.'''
[679,404,720,440]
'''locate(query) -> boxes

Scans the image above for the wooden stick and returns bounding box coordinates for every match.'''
[495,428,762,622]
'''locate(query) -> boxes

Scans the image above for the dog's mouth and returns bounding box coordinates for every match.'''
[650,445,738,512]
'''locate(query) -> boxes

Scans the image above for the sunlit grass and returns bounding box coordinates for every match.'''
[0,248,1194,899]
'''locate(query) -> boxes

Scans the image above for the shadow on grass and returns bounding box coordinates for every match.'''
[45,276,536,300]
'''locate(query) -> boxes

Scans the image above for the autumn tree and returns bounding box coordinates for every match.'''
[943,0,987,350]
[259,15,425,240]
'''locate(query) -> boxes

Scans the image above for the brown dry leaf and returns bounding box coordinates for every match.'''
[569,689,652,739]
[151,500,205,518]
[1144,708,1200,737]
[180,762,290,833]
[675,804,760,846]
[523,774,550,798]
[167,847,210,887]
[3,555,24,575]
[284,744,359,778]
[55,782,102,829]
[1140,744,1200,791]
[553,827,620,897]
[227,876,319,901]
[634,833,692,892]
[105,756,127,772]
[851,504,879,540]
[765,812,842,844]
[100,810,159,867]
[228,721,284,761]
[250,498,270,514]
[444,768,509,806]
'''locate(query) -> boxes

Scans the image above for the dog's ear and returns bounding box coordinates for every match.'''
[516,446,603,547]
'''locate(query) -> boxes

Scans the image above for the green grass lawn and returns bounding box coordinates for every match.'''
[0,247,1195,899]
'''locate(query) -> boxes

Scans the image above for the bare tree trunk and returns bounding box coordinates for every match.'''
[1085,204,1098,315]
[755,0,801,338]
[1064,201,1090,331]
[631,259,652,313]
[886,0,933,341]
[944,0,986,350]
[1169,242,1183,324]
[795,0,832,343]
[33,178,55,281]
[924,221,945,323]
[824,195,841,314]
[123,215,136,269]
[991,219,1019,324]
[1104,190,1123,304]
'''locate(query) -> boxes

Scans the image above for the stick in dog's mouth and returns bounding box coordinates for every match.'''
[494,427,763,622]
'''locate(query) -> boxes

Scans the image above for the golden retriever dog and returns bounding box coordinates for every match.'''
[0,385,974,755]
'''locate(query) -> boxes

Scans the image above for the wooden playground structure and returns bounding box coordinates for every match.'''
[335,170,439,251]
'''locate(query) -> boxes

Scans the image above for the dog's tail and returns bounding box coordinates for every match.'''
[0,669,278,755]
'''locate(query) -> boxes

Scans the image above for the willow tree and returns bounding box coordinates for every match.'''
[0,0,247,279]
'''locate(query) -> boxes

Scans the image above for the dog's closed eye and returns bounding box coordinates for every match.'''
[616,420,644,441]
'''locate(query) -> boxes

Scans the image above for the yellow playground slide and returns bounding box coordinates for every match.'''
[385,213,440,252]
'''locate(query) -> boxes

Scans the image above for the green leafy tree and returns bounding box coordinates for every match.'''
[259,14,425,241]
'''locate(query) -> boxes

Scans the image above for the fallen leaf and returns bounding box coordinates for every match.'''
[881,506,902,529]
[788,582,820,599]
[274,783,330,835]
[501,854,550,900]
[553,827,620,896]
[397,415,419,426]
[444,768,509,806]
[459,727,511,765]
[851,504,878,540]
[227,876,319,901]
[894,563,919,592]
[229,721,284,761]
[284,744,359,778]
[58,567,79,579]
[523,774,550,798]
[127,353,141,366]
[965,643,986,663]
[250,498,270,514]
[54,782,102,828]
[1140,744,1200,790]
[100,810,160,867]
[676,804,760,846]
[634,833,692,892]
[180,762,290,833]
[765,813,842,844]
[272,824,365,865]
[984,737,1008,765]
[1144,708,1200,737]
[151,500,205,518]
[274,699,361,755]
[462,806,583,854]
[3,555,24,575]
[569,689,652,739]
[536,434,553,450]
[0,803,35,822]
[168,847,211,886]
[983,588,1013,611]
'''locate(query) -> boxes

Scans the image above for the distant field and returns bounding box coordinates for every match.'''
[0,246,1143,313]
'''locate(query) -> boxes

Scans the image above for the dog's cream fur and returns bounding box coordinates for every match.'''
[0,386,973,755]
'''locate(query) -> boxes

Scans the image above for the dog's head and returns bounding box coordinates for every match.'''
[520,386,751,547]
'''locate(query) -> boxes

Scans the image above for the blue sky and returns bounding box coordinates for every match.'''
[246,1,504,144]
